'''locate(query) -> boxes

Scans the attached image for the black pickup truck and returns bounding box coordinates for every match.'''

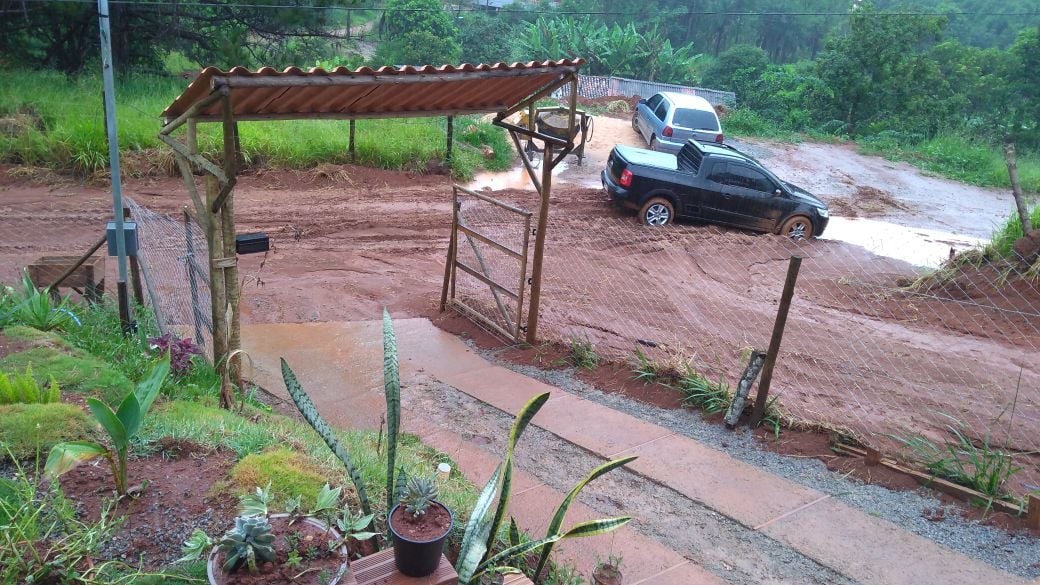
[602,139,829,239]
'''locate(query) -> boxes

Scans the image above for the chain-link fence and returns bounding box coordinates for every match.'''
[125,197,212,354]
[462,208,1039,492]
[555,74,738,108]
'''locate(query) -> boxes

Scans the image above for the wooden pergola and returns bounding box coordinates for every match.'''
[160,60,584,406]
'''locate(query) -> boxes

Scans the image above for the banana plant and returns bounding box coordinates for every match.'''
[45,356,171,496]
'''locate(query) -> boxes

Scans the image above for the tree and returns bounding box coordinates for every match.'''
[457,13,519,65]
[375,0,461,66]
[814,3,944,136]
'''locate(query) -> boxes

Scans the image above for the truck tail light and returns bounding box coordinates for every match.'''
[619,169,633,187]
[715,133,724,143]
[662,126,674,137]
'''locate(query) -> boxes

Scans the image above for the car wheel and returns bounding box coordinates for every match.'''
[779,215,814,240]
[649,136,659,151]
[632,113,640,131]
[639,197,674,226]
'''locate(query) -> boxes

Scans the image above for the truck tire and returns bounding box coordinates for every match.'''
[639,197,674,226]
[779,215,813,240]
[649,136,659,151]
[632,113,640,131]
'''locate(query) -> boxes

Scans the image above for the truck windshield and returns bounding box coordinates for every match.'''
[672,108,719,131]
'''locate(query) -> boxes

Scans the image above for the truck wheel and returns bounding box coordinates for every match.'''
[779,215,813,240]
[639,197,674,226]
[632,113,639,131]
[649,136,659,151]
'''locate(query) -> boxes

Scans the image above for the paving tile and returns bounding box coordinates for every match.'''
[532,394,673,457]
[630,562,727,585]
[759,497,1027,585]
[416,427,541,495]
[625,434,824,528]
[433,366,557,414]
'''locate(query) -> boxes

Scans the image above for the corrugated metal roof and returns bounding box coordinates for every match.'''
[162,60,585,122]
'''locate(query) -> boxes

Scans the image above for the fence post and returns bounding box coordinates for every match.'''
[750,255,802,427]
[184,208,205,346]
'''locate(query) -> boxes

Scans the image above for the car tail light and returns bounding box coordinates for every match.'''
[619,169,633,187]
[715,133,724,143]
[662,126,673,137]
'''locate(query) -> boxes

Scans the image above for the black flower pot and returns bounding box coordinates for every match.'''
[388,501,454,577]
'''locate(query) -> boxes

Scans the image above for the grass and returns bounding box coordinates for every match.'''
[988,205,1040,258]
[0,346,133,403]
[860,133,1040,193]
[0,68,514,181]
[567,333,600,370]
[629,346,664,384]
[674,364,731,414]
[0,403,91,460]
[892,415,1022,510]
[140,400,479,526]
[230,448,330,511]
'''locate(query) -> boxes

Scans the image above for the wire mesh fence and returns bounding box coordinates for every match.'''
[464,207,1040,492]
[125,197,212,354]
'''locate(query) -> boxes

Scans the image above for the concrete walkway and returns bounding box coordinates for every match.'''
[243,319,1025,585]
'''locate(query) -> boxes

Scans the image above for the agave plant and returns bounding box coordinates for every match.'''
[219,516,276,573]
[13,271,75,332]
[45,356,170,495]
[401,475,438,518]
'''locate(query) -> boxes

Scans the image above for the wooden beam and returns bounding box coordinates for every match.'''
[172,153,210,233]
[453,184,532,216]
[210,67,580,90]
[750,255,802,427]
[464,234,514,332]
[158,133,228,183]
[493,119,569,148]
[160,89,223,134]
[349,119,356,162]
[455,261,519,300]
[205,175,229,394]
[186,107,505,123]
[47,234,106,290]
[494,73,573,121]
[506,128,541,194]
[445,115,454,165]
[456,224,524,259]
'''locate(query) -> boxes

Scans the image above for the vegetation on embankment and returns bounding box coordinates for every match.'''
[723,109,1040,194]
[0,69,514,181]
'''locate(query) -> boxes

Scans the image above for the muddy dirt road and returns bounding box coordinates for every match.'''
[0,120,1036,491]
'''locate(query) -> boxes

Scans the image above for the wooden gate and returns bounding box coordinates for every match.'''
[440,185,532,342]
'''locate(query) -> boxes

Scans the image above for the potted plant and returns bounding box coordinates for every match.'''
[181,483,376,585]
[592,554,623,585]
[388,475,454,577]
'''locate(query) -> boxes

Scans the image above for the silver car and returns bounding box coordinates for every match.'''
[632,92,724,154]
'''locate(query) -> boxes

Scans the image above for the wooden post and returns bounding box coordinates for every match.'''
[445,116,454,167]
[440,188,458,312]
[1027,494,1040,530]
[525,142,553,344]
[186,118,198,155]
[233,121,244,168]
[1004,139,1032,235]
[184,208,205,345]
[122,207,144,305]
[750,255,802,427]
[221,94,243,395]
[205,174,229,403]
[724,350,766,428]
[349,119,356,163]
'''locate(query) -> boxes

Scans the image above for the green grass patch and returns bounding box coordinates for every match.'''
[0,325,67,346]
[0,346,132,403]
[0,68,514,181]
[988,205,1040,258]
[0,403,91,460]
[859,133,1040,193]
[723,109,802,141]
[231,448,329,510]
[142,400,478,521]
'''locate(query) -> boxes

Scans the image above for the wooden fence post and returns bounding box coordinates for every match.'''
[750,255,802,427]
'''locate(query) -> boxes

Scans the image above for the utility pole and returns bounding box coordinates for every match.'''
[98,0,132,332]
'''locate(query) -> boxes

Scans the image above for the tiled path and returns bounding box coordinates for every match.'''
[243,319,1025,585]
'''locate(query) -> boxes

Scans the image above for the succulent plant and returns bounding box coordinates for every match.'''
[219,516,277,573]
[401,475,439,518]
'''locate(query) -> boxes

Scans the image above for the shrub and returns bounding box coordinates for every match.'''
[0,365,59,404]
[148,333,202,375]
[0,403,90,460]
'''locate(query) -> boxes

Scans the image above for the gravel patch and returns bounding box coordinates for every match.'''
[405,377,854,585]
[467,342,1040,579]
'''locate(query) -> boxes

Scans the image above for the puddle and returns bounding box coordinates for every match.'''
[467,160,571,191]
[824,216,985,268]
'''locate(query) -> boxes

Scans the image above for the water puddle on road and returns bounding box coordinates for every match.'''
[824,216,985,268]
[467,160,604,191]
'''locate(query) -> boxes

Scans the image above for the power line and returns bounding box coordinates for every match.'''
[9,0,1040,17]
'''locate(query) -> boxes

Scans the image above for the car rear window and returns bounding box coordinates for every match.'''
[672,108,719,131]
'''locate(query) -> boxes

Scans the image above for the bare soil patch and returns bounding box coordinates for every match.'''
[59,439,238,569]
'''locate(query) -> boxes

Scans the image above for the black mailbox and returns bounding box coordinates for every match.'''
[235,232,270,255]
